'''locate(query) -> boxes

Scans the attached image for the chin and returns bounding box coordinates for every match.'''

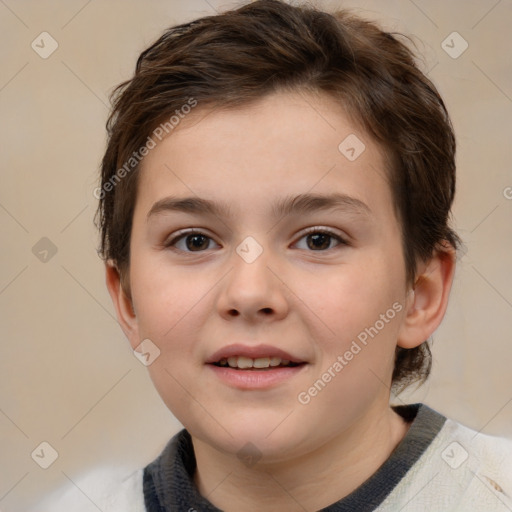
[193,415,314,464]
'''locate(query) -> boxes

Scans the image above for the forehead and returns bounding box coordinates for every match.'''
[135,91,393,222]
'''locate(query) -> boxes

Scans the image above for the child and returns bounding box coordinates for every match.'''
[92,0,512,510]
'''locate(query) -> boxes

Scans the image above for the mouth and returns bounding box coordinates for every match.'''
[205,344,308,388]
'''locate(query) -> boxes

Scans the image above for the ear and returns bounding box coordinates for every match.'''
[397,244,456,349]
[105,261,139,348]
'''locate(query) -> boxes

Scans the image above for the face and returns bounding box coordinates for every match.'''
[123,91,411,461]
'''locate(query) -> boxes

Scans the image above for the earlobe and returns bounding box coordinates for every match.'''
[397,245,456,349]
[105,261,139,344]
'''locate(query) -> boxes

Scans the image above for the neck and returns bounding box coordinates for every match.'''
[192,405,410,512]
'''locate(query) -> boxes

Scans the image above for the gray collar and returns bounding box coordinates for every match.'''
[143,403,446,511]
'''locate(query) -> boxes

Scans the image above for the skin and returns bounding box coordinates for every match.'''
[106,91,455,511]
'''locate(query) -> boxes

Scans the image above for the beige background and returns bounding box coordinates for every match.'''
[1,0,511,510]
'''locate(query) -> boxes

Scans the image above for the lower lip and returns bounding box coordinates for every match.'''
[206,364,307,389]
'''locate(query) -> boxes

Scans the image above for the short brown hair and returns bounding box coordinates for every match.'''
[95,0,459,393]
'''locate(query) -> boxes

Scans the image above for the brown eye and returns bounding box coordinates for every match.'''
[165,231,219,252]
[295,228,347,251]
[306,233,332,250]
[184,234,210,251]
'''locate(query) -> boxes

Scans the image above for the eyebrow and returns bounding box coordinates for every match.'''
[146,192,371,221]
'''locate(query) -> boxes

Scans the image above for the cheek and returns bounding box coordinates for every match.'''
[129,261,215,371]
[296,260,406,393]
[300,262,402,336]
[131,263,218,421]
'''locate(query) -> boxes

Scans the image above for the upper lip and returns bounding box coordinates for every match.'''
[206,344,306,364]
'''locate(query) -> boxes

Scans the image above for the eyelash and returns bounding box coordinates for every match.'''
[163,227,348,253]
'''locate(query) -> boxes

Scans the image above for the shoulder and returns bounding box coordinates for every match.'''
[102,468,145,511]
[34,466,145,512]
[380,405,512,511]
[442,416,512,491]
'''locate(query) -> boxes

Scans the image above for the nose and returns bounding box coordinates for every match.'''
[216,243,290,323]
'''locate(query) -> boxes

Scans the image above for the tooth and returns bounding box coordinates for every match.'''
[253,357,270,368]
[237,356,253,369]
[222,356,291,369]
